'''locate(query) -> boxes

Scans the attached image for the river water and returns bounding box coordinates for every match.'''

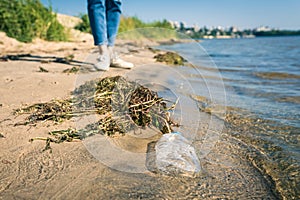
[155,36,300,199]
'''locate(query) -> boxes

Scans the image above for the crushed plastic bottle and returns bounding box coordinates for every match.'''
[155,132,201,177]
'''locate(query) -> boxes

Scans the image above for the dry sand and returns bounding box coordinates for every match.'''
[0,24,278,199]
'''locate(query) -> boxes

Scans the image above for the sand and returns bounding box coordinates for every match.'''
[0,26,279,199]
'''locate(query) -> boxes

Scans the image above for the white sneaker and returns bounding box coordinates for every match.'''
[110,54,134,69]
[94,54,110,71]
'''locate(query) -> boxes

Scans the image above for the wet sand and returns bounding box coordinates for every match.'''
[0,30,280,199]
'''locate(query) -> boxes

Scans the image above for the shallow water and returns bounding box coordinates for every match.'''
[160,36,300,128]
[156,36,300,199]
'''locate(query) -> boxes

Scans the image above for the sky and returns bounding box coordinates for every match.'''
[41,0,300,30]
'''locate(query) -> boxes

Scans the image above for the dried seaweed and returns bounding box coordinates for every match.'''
[38,66,49,73]
[29,128,81,152]
[147,47,161,53]
[14,99,74,125]
[63,67,79,74]
[154,52,186,65]
[16,76,179,149]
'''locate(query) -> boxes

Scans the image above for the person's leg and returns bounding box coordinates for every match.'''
[105,0,134,69]
[105,0,122,47]
[87,0,107,46]
[87,0,110,71]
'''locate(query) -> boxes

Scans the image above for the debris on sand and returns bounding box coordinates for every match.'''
[38,66,49,73]
[16,76,179,150]
[29,128,81,152]
[63,66,79,73]
[147,47,161,53]
[14,99,73,125]
[154,52,186,65]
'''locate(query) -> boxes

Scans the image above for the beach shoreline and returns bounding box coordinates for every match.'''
[0,29,287,199]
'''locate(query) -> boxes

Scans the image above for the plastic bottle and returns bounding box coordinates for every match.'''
[155,132,201,177]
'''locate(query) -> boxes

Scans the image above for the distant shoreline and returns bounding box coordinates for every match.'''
[183,28,300,40]
[192,34,300,40]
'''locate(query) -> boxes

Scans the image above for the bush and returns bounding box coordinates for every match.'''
[74,14,91,33]
[147,19,174,30]
[75,14,174,33]
[0,0,67,42]
[46,18,68,41]
[118,16,146,32]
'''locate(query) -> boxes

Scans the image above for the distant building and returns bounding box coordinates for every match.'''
[256,26,271,32]
[179,22,186,31]
[169,20,180,29]
[229,26,239,33]
[193,24,200,32]
[168,20,259,39]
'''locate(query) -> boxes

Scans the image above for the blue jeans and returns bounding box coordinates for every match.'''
[87,0,122,46]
